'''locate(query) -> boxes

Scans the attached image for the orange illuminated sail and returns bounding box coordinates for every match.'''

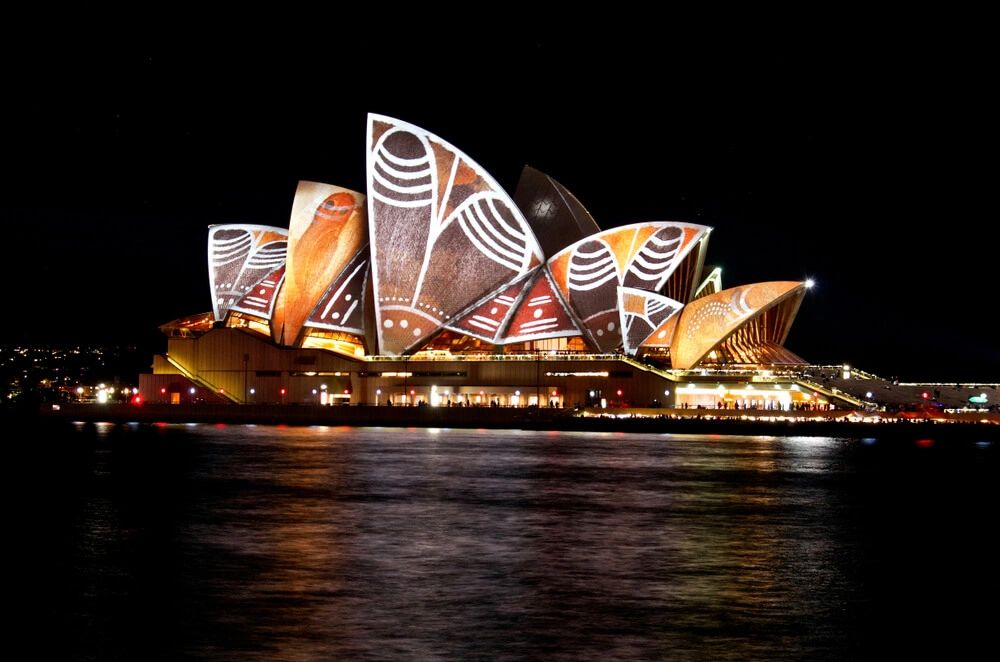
[271,182,367,346]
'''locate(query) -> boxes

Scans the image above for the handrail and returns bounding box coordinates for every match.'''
[794,378,870,408]
[897,382,1000,388]
[163,354,241,403]
[618,355,677,380]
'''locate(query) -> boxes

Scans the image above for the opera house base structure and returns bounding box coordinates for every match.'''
[141,327,850,411]
[140,114,852,412]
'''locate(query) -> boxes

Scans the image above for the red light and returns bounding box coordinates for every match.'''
[280,388,286,395]
[343,389,349,394]
[616,389,623,396]
[160,387,166,394]
[132,395,142,405]
[410,390,415,395]
[922,392,929,399]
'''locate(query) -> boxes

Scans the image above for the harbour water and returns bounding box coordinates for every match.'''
[8,423,997,660]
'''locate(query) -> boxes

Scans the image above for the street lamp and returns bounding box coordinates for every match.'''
[376,388,382,406]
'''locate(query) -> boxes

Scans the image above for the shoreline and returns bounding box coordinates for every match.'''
[29,403,1000,442]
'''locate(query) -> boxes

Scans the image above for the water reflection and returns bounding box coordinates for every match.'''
[11,424,997,660]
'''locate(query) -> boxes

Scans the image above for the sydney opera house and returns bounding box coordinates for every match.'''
[140,114,822,410]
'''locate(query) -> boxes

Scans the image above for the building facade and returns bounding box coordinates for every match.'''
[142,115,814,407]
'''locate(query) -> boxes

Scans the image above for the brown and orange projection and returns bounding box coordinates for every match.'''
[207,224,288,322]
[367,114,544,355]
[547,222,708,352]
[271,182,367,346]
[617,287,682,356]
[669,281,807,370]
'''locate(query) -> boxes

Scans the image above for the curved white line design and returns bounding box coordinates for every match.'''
[370,128,436,210]
[209,225,289,322]
[374,156,434,181]
[627,234,681,285]
[368,114,546,354]
[377,143,430,168]
[569,240,617,292]
[452,196,531,272]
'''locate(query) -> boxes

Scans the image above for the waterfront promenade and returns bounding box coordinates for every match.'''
[38,403,1000,441]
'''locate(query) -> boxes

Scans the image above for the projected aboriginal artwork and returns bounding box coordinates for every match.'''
[231,265,285,320]
[303,247,369,337]
[445,272,535,343]
[184,117,812,371]
[547,222,708,352]
[207,224,288,321]
[271,182,367,346]
[670,281,806,370]
[639,313,679,351]
[617,287,682,356]
[502,269,582,343]
[367,114,545,355]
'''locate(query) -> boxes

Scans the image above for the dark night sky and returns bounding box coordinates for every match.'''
[2,27,996,380]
